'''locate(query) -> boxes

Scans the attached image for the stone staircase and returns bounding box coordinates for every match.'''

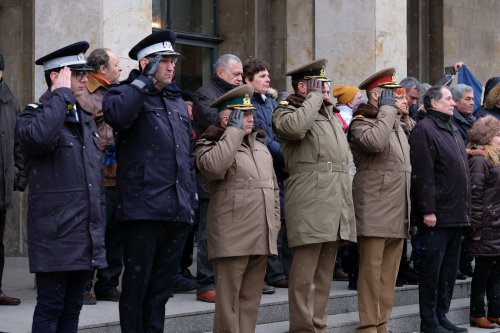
[75,279,500,333]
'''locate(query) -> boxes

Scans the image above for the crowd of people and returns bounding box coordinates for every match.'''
[1,28,500,333]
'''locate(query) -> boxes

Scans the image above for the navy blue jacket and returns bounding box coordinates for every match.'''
[103,70,195,223]
[251,92,286,213]
[409,109,471,228]
[17,88,106,273]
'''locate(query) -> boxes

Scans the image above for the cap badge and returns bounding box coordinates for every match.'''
[243,94,251,105]
[320,68,326,77]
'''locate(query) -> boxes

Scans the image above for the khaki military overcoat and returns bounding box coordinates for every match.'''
[195,126,280,260]
[272,92,356,248]
[348,103,411,238]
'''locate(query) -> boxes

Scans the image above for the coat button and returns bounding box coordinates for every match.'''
[88,183,92,187]
[82,145,86,149]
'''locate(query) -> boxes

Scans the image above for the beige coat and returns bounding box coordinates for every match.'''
[348,103,411,238]
[272,92,356,248]
[195,125,280,260]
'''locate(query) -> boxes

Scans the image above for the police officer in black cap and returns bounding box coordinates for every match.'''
[17,41,107,333]
[103,30,195,333]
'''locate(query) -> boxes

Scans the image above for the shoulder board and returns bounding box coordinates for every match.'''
[26,103,42,110]
[353,115,365,119]
[279,100,289,106]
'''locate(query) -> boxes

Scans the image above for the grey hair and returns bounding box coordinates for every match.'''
[214,54,242,70]
[399,76,420,92]
[418,82,431,106]
[451,83,473,101]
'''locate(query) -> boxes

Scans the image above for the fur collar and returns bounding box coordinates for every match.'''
[485,83,500,110]
[285,93,332,118]
[466,147,488,158]
[200,123,266,142]
[352,102,379,118]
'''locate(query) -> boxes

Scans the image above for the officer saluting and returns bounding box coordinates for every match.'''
[195,84,280,333]
[102,30,196,333]
[272,59,356,333]
[17,41,106,333]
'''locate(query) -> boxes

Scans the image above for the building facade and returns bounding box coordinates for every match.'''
[1,0,499,254]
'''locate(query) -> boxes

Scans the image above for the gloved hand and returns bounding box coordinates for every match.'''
[142,54,163,78]
[378,89,396,108]
[227,109,244,129]
[306,78,322,94]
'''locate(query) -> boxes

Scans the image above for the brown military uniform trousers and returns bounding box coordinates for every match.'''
[288,241,339,333]
[356,236,404,333]
[212,255,267,333]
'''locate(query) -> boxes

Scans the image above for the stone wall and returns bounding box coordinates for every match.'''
[315,0,407,91]
[34,0,152,99]
[443,0,500,91]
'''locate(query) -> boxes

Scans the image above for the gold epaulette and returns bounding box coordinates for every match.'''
[279,100,289,106]
[353,115,365,119]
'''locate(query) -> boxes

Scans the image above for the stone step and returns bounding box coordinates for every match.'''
[251,298,483,333]
[0,257,475,333]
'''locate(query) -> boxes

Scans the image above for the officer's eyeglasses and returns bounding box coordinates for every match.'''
[71,71,88,81]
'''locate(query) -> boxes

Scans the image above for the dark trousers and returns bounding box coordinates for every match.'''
[470,256,500,318]
[86,188,123,296]
[32,270,89,333]
[418,227,462,330]
[410,229,423,272]
[0,209,5,291]
[196,199,215,294]
[266,221,290,284]
[119,220,190,333]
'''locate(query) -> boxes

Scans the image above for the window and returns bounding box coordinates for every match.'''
[152,0,221,92]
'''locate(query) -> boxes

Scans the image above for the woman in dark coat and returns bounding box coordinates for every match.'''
[466,115,500,329]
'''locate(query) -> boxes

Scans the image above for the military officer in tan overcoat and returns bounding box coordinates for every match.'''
[272,59,356,333]
[348,68,411,333]
[195,84,280,333]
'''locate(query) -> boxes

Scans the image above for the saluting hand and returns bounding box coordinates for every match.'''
[142,54,162,78]
[306,78,322,94]
[51,66,72,92]
[227,109,244,129]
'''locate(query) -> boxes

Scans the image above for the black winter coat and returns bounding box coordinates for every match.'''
[192,75,237,199]
[450,108,475,145]
[409,109,471,228]
[17,88,106,273]
[192,75,237,137]
[103,70,195,224]
[0,79,26,210]
[466,150,500,256]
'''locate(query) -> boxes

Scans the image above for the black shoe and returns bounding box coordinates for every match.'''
[182,268,196,280]
[439,318,468,332]
[348,282,357,290]
[456,271,467,280]
[174,275,196,293]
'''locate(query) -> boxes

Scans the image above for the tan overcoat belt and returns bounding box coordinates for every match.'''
[288,162,349,175]
[214,178,275,191]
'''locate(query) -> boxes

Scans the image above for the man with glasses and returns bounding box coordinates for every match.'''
[410,86,470,333]
[103,30,196,333]
[17,41,107,332]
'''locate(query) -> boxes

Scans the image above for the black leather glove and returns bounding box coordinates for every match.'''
[142,54,162,78]
[227,109,244,129]
[378,89,396,108]
[306,78,322,94]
